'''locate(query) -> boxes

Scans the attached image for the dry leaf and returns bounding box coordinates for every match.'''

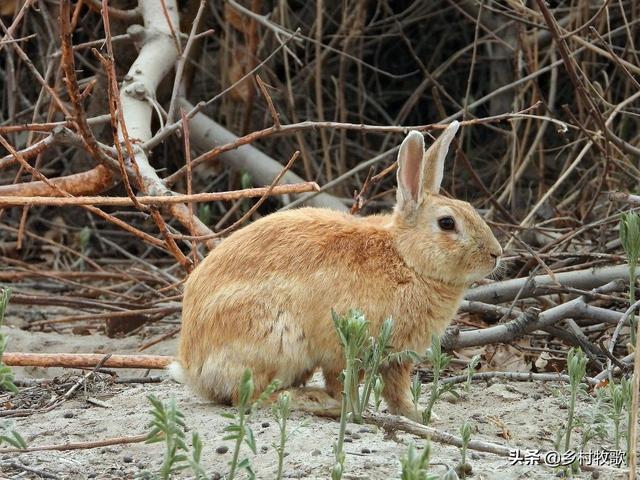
[487,415,512,440]
[482,343,532,373]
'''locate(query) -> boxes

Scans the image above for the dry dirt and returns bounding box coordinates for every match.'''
[0,305,629,480]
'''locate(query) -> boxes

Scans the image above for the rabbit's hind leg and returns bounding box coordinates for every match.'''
[322,367,343,400]
[267,387,341,418]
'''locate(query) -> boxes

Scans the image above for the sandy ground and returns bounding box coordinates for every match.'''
[0,306,629,479]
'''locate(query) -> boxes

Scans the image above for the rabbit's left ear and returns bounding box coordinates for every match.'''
[396,130,425,210]
[423,121,459,194]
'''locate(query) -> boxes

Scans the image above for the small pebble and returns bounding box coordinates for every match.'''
[591,471,600,479]
[344,437,353,443]
[137,463,146,470]
[63,412,74,419]
[211,473,222,480]
[351,432,362,440]
[87,472,97,479]
[260,445,268,453]
[471,452,480,460]
[215,445,229,454]
[311,449,321,457]
[261,421,270,428]
[358,427,371,433]
[361,447,371,454]
[123,456,133,463]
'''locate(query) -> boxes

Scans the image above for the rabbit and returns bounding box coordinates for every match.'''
[170,121,502,420]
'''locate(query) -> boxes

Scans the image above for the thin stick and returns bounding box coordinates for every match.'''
[2,353,173,369]
[0,434,148,453]
[188,151,302,240]
[0,183,319,207]
[0,134,165,248]
[164,103,542,186]
[362,412,621,473]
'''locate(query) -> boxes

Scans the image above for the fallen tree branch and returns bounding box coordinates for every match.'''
[363,411,623,473]
[465,264,632,303]
[440,370,599,386]
[448,280,625,349]
[609,191,640,206]
[177,98,347,211]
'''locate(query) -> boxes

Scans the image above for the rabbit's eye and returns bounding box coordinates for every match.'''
[438,216,456,231]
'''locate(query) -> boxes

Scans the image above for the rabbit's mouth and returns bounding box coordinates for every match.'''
[465,254,502,283]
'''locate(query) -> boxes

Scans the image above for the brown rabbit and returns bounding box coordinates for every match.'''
[171,121,502,420]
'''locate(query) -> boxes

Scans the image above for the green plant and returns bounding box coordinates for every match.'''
[608,379,626,449]
[464,355,481,394]
[223,369,279,480]
[563,348,587,454]
[225,369,255,480]
[144,395,206,480]
[621,375,634,465]
[79,226,91,251]
[620,212,640,345]
[273,391,290,480]
[360,318,396,417]
[400,442,438,480]
[0,287,17,393]
[240,171,253,212]
[441,469,461,480]
[422,335,458,425]
[76,227,92,271]
[333,312,399,424]
[272,391,305,480]
[332,310,417,479]
[372,375,385,411]
[1,421,26,449]
[457,422,472,478]
[576,387,608,451]
[332,310,368,480]
[411,372,421,417]
[197,203,212,225]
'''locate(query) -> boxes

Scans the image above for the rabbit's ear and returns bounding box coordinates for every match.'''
[396,130,425,209]
[423,121,460,194]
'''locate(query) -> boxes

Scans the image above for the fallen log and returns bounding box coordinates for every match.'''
[465,264,633,303]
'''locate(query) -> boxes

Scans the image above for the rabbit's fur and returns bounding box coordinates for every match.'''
[172,122,502,420]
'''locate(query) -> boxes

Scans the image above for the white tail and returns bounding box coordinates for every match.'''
[167,361,186,384]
